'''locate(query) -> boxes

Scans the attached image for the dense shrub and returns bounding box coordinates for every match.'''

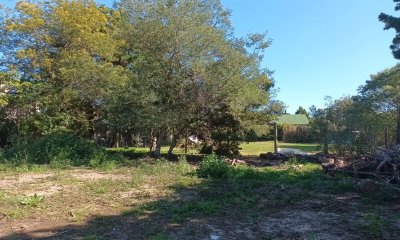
[214,142,240,157]
[197,154,230,178]
[3,131,110,166]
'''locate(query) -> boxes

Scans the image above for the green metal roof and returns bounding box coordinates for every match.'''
[273,114,309,125]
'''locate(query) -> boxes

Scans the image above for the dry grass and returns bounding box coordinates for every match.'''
[0,158,399,239]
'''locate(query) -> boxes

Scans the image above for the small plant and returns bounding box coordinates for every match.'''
[197,154,230,178]
[175,155,192,175]
[7,209,24,219]
[363,213,385,239]
[84,235,105,240]
[70,207,91,222]
[149,233,169,240]
[20,194,44,207]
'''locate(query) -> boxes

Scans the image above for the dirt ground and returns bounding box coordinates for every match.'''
[0,162,399,240]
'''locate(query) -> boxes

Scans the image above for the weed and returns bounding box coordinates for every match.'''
[87,179,118,195]
[130,173,144,187]
[306,233,318,240]
[7,209,24,219]
[20,194,44,207]
[172,200,220,222]
[70,207,91,222]
[175,155,192,175]
[0,191,6,201]
[197,154,230,178]
[149,232,170,240]
[83,234,105,240]
[363,213,385,239]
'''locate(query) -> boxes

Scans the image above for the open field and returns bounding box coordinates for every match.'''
[0,158,399,239]
[239,141,320,156]
[107,141,321,157]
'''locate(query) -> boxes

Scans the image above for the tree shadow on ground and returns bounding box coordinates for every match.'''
[3,162,400,240]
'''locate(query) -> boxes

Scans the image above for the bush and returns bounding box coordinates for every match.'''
[3,131,110,166]
[214,142,240,157]
[197,154,230,178]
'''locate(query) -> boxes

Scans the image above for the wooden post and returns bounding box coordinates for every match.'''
[274,122,278,155]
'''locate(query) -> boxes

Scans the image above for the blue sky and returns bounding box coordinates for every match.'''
[2,0,399,113]
[221,1,399,113]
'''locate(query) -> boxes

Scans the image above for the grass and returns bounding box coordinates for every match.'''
[107,146,197,158]
[363,213,386,239]
[107,141,320,158]
[239,141,321,155]
[0,156,399,239]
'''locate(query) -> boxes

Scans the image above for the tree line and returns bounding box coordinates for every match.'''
[0,0,275,157]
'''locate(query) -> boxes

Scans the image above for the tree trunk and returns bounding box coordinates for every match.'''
[149,128,155,153]
[168,134,178,158]
[184,129,188,154]
[397,108,400,145]
[151,129,163,158]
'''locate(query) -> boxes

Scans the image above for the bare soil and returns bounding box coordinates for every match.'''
[0,163,399,240]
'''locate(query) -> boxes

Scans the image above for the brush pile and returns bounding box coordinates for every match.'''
[322,145,400,183]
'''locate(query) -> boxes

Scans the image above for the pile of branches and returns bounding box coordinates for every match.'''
[322,145,400,183]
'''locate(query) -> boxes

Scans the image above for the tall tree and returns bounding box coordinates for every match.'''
[379,0,400,59]
[295,106,309,118]
[117,0,272,157]
[3,0,127,138]
[359,65,400,144]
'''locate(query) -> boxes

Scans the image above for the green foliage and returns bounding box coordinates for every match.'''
[1,0,275,157]
[359,65,400,144]
[309,95,394,155]
[214,142,240,157]
[20,194,44,208]
[175,155,192,175]
[197,154,230,178]
[3,131,110,166]
[149,233,169,240]
[363,213,385,239]
[379,0,400,59]
[295,106,309,118]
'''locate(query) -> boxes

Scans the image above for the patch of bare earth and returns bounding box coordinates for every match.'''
[0,168,137,238]
[168,199,397,240]
[0,173,55,191]
[69,169,130,181]
[1,167,399,239]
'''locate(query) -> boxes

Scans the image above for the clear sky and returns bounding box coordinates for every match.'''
[221,0,399,113]
[2,0,399,113]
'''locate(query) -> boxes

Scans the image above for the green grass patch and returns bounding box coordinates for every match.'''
[239,141,320,155]
[107,146,197,158]
[108,141,320,157]
[362,213,386,239]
